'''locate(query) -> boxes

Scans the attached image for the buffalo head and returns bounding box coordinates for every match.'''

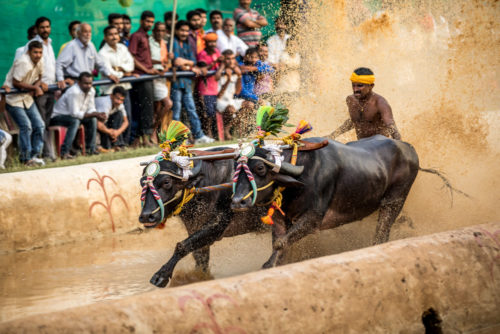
[139,159,202,228]
[231,146,304,211]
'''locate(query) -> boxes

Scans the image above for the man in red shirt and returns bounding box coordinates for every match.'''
[128,10,159,147]
[197,32,222,139]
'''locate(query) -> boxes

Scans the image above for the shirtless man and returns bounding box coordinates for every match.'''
[329,67,401,140]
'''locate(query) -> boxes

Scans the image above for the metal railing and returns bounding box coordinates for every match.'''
[0,70,216,95]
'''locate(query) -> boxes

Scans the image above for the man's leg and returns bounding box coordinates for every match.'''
[81,117,97,154]
[50,115,81,156]
[24,103,45,159]
[5,104,32,162]
[182,88,205,140]
[109,112,125,147]
[35,92,56,160]
[137,80,155,145]
[170,88,182,121]
[123,90,132,145]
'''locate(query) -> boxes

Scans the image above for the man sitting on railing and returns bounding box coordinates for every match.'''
[4,41,46,166]
[50,72,105,159]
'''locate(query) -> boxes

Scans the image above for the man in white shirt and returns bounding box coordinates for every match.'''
[4,41,46,166]
[216,18,248,57]
[267,17,290,64]
[99,25,135,144]
[95,86,129,151]
[50,72,106,159]
[205,10,223,34]
[56,23,118,90]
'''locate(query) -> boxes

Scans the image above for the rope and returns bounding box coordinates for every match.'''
[232,156,258,205]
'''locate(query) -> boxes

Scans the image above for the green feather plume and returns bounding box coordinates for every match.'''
[256,103,292,137]
[158,121,191,152]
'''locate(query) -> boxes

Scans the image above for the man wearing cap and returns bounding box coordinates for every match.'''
[329,67,401,140]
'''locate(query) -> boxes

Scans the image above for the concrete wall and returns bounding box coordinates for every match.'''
[0,156,148,253]
[0,222,498,333]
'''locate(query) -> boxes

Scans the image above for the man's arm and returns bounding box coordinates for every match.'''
[328,119,354,139]
[56,44,74,88]
[129,34,158,75]
[377,96,401,140]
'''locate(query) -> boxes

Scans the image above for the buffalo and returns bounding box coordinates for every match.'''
[139,148,267,288]
[231,135,460,268]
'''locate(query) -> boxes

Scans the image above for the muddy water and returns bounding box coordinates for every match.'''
[0,215,388,323]
[0,219,272,323]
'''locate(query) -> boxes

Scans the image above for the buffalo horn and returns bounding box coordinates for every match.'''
[190,160,203,177]
[279,162,304,177]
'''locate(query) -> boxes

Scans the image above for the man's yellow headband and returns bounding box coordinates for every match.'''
[350,72,375,85]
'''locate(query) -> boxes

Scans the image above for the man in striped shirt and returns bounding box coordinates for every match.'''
[233,0,268,47]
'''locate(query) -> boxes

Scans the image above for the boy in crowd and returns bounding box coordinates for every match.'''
[197,32,221,139]
[59,20,80,55]
[95,86,129,151]
[50,72,105,159]
[215,49,243,140]
[236,47,274,133]
[4,41,46,166]
[171,20,213,144]
[187,10,205,55]
[254,43,273,100]
[98,25,135,145]
[149,22,173,137]
[234,0,268,47]
[122,14,132,46]
[163,11,179,41]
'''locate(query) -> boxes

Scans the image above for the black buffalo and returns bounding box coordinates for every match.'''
[139,148,267,288]
[231,135,455,268]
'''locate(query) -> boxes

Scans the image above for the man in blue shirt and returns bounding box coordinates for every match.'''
[171,20,213,144]
[236,47,274,134]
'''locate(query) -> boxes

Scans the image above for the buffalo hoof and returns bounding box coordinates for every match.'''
[150,272,171,288]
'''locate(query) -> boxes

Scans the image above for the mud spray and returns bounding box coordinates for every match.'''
[266,0,500,259]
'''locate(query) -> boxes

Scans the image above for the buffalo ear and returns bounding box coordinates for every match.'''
[273,173,304,188]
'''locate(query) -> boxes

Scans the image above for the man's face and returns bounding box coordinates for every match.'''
[245,52,259,65]
[189,14,202,30]
[37,20,51,40]
[111,17,123,34]
[29,47,43,64]
[258,46,268,61]
[275,20,286,34]
[104,27,119,47]
[70,24,80,39]
[222,20,234,35]
[153,24,167,40]
[176,25,190,41]
[165,19,173,31]
[141,17,155,32]
[352,82,373,99]
[206,39,217,50]
[78,24,92,45]
[123,19,131,33]
[200,13,207,28]
[224,54,236,67]
[111,93,125,107]
[240,0,252,7]
[210,14,223,30]
[79,76,93,94]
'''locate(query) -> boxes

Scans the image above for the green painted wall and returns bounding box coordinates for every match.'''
[1,0,280,82]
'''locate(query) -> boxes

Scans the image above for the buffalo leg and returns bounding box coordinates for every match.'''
[262,216,288,269]
[263,213,320,268]
[150,218,232,288]
[192,246,210,272]
[374,197,406,244]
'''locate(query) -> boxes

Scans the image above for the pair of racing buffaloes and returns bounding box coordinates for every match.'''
[139,69,465,288]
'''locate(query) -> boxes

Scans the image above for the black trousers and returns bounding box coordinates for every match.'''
[35,92,56,160]
[130,80,154,136]
[99,112,126,149]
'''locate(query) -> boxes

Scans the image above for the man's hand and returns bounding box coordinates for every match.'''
[192,67,202,76]
[108,75,120,84]
[40,82,49,92]
[95,112,107,122]
[57,80,66,90]
[35,87,44,97]
[233,66,242,76]
[147,68,160,75]
[225,68,233,77]
[1,85,11,93]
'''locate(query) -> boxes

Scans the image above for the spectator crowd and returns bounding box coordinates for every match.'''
[0,0,301,168]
